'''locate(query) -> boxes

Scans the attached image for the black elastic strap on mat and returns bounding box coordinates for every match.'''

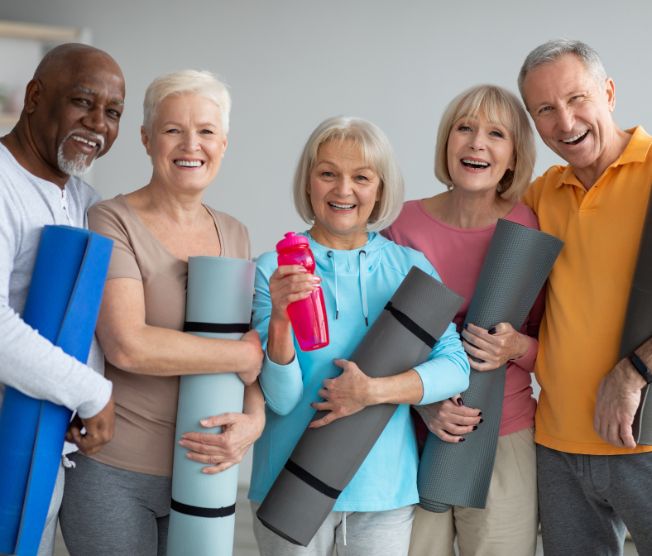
[170,498,236,518]
[384,302,436,348]
[285,460,341,500]
[183,322,249,334]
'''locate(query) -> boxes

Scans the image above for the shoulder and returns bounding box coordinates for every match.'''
[377,235,439,279]
[522,165,566,210]
[88,196,131,235]
[507,202,539,230]
[208,207,248,234]
[207,206,251,257]
[66,177,102,210]
[254,249,277,275]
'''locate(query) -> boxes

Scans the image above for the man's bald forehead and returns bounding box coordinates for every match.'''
[34,43,123,82]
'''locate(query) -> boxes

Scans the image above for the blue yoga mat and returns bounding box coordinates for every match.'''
[0,225,112,556]
[167,256,255,556]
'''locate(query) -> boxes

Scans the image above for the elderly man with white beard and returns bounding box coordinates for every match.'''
[0,43,125,555]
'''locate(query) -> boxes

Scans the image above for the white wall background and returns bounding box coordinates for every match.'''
[3,0,652,484]
[3,0,652,256]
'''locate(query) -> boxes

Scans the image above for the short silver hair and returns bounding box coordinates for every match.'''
[518,39,607,102]
[142,69,231,134]
[293,116,404,231]
[435,85,535,201]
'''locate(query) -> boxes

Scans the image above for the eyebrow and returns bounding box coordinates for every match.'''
[72,86,125,106]
[316,159,376,172]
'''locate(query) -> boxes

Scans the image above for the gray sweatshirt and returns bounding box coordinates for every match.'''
[0,143,112,418]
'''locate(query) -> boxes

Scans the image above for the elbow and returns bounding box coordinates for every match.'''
[260,383,303,416]
[101,335,145,373]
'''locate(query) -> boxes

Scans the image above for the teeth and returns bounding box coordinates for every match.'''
[72,135,98,148]
[462,159,489,168]
[175,160,202,167]
[562,131,588,144]
[329,202,355,210]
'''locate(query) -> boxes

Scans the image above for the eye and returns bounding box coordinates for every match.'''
[164,127,181,134]
[106,108,122,120]
[569,94,585,103]
[320,171,335,178]
[355,174,371,182]
[489,129,505,138]
[457,123,472,132]
[72,97,92,107]
[537,105,553,116]
[199,128,215,135]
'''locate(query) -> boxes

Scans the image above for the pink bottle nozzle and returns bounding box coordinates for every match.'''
[276,232,309,252]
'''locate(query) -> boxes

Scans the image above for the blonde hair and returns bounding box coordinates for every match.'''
[142,69,231,134]
[293,116,404,231]
[434,85,535,201]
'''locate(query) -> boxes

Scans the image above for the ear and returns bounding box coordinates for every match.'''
[23,79,41,114]
[140,126,151,154]
[221,135,228,157]
[605,77,616,112]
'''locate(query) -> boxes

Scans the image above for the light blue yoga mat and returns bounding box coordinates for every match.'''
[0,225,112,556]
[167,256,255,556]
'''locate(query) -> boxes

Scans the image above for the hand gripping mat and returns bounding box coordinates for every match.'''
[0,225,112,556]
[418,219,563,512]
[619,190,652,445]
[256,266,464,546]
[167,256,255,556]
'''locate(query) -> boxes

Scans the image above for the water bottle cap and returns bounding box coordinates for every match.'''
[276,232,309,251]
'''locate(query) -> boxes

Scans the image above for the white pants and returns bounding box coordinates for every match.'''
[38,462,65,556]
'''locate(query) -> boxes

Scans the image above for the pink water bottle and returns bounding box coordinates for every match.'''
[276,232,329,351]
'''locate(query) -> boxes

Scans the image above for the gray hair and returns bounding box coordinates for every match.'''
[518,39,607,100]
[142,69,231,134]
[293,116,404,231]
[434,85,535,201]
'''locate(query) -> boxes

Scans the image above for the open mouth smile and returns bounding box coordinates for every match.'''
[561,130,589,145]
[174,159,204,168]
[328,202,356,210]
[461,158,490,169]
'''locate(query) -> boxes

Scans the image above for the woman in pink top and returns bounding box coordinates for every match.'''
[385,85,541,556]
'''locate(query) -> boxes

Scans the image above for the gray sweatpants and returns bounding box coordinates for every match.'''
[537,444,652,555]
[251,502,414,556]
[60,453,171,556]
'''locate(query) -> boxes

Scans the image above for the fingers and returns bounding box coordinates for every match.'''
[309,410,344,429]
[270,266,321,312]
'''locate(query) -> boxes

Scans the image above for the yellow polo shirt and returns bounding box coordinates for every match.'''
[524,126,652,454]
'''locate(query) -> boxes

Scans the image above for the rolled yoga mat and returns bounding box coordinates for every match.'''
[0,225,112,556]
[256,266,464,547]
[619,190,652,445]
[418,219,563,512]
[167,256,255,556]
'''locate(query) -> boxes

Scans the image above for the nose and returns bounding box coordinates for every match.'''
[82,105,108,134]
[556,105,575,132]
[333,175,354,196]
[469,130,486,151]
[181,131,200,151]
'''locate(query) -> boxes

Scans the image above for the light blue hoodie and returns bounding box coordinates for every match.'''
[249,232,469,511]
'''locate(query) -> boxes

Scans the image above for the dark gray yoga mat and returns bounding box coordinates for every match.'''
[256,266,464,546]
[418,219,563,512]
[619,190,652,445]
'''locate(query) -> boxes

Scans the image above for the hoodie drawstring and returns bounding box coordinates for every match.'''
[359,250,368,326]
[327,251,340,319]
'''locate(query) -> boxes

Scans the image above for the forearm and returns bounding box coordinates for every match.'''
[266,316,295,365]
[100,323,258,377]
[367,369,424,405]
[0,305,112,417]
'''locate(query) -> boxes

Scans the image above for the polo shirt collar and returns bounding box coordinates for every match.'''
[556,126,652,189]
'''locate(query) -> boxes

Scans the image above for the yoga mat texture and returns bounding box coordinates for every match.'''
[257,266,464,546]
[0,225,112,556]
[418,219,563,512]
[167,256,255,556]
[620,191,652,445]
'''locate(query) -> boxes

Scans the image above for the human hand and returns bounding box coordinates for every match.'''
[309,359,372,428]
[462,322,530,372]
[66,396,115,455]
[269,265,320,323]
[178,410,265,474]
[594,357,646,448]
[415,396,482,443]
[237,329,263,386]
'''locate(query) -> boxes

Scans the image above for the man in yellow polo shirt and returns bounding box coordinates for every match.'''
[519,39,652,554]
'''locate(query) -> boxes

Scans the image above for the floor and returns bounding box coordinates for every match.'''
[53,488,639,555]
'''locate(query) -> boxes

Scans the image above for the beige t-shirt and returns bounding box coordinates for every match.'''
[88,194,251,476]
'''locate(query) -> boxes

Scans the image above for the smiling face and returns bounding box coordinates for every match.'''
[522,54,618,177]
[142,93,227,195]
[308,139,382,249]
[28,49,125,181]
[446,112,515,195]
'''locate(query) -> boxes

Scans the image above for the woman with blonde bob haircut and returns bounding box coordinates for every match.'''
[249,116,469,555]
[60,69,265,555]
[386,85,543,555]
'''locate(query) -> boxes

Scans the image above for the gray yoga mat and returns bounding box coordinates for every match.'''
[619,190,652,445]
[256,266,464,546]
[418,219,563,512]
[167,256,255,556]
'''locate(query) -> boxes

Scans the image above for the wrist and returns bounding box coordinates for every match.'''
[628,351,652,386]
